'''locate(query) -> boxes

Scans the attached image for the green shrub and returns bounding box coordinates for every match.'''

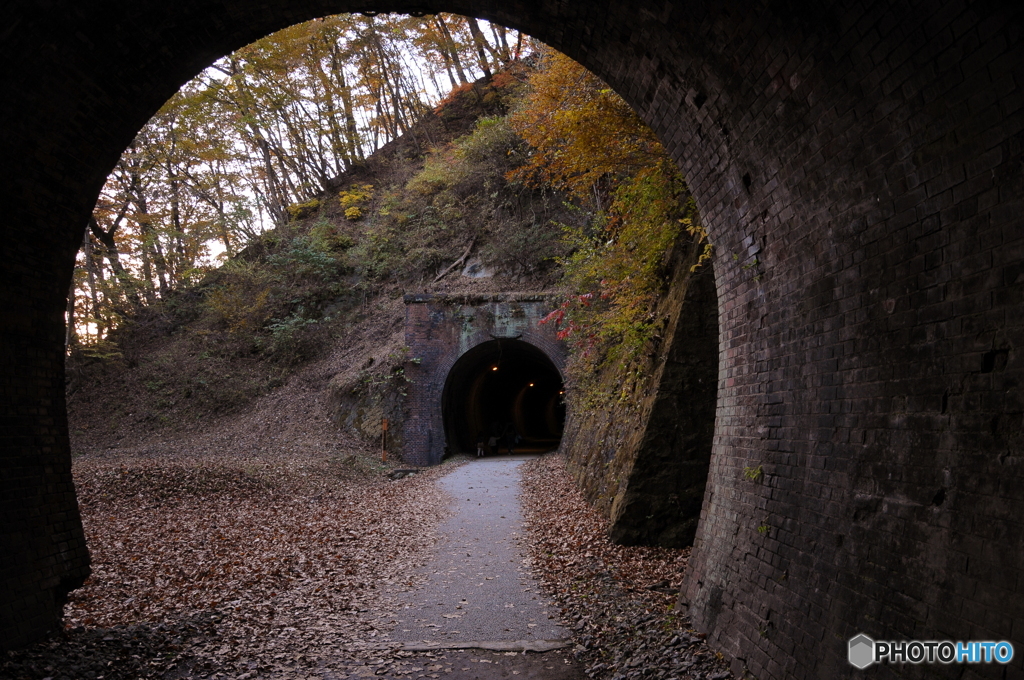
[548,163,693,408]
[309,218,355,252]
[203,260,274,333]
[407,116,519,197]
[264,313,319,364]
[267,235,344,280]
[454,115,518,163]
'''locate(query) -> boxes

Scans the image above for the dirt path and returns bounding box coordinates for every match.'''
[336,456,587,680]
[334,648,584,679]
[389,456,567,646]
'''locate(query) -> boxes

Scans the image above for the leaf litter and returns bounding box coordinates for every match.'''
[519,454,732,680]
[2,444,466,679]
[3,447,730,680]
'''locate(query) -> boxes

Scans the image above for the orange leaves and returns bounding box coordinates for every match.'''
[508,49,667,199]
[509,48,703,406]
[433,81,477,111]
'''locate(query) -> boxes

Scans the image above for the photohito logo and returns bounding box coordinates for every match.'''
[848,634,1014,668]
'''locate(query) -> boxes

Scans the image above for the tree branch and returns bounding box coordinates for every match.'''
[433,236,477,283]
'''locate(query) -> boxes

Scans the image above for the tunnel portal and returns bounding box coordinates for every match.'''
[402,292,568,466]
[6,4,1024,678]
[442,339,564,455]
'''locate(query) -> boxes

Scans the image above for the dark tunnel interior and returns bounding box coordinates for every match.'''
[442,340,565,456]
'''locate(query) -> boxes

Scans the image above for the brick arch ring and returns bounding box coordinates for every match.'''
[405,321,568,467]
[3,3,1023,678]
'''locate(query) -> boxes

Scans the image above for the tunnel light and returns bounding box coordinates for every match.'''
[492,365,499,371]
[529,383,535,387]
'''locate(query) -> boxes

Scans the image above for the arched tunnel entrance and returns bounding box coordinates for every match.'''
[3,3,1023,678]
[442,340,564,455]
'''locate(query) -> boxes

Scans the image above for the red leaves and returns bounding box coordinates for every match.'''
[540,307,565,326]
[541,295,597,344]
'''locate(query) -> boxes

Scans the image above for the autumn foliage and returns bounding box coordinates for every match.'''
[509,50,666,195]
[511,49,708,403]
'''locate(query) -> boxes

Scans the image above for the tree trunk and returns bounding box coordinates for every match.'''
[491,24,511,63]
[167,170,185,283]
[435,15,468,84]
[138,238,156,304]
[214,172,234,257]
[227,56,289,225]
[329,43,363,162]
[130,184,169,299]
[82,230,102,335]
[466,18,492,79]
[65,278,76,349]
[367,27,409,136]
[88,215,127,278]
[311,41,349,173]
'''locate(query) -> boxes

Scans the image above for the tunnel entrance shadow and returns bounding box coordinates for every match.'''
[441,340,564,457]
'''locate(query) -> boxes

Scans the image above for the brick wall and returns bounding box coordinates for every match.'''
[561,238,719,549]
[402,293,566,466]
[1,2,1022,676]
[1,218,91,649]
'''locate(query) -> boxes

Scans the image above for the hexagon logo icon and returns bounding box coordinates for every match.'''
[848,634,875,669]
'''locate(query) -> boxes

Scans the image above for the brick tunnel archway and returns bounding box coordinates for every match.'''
[442,339,566,456]
[3,3,1024,678]
[402,293,569,466]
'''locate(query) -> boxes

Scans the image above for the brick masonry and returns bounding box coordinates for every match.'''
[1,2,1021,677]
[561,238,719,549]
[402,293,567,466]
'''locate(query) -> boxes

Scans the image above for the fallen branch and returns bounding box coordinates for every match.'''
[433,237,477,283]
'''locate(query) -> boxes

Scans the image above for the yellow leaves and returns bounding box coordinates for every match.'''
[339,183,374,207]
[511,50,712,410]
[339,184,374,219]
[681,217,714,272]
[286,198,321,220]
[555,167,687,393]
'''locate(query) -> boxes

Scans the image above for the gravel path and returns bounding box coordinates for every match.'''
[388,456,568,647]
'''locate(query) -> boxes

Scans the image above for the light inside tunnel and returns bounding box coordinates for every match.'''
[442,340,565,455]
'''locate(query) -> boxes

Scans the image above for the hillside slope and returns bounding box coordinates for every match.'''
[67,68,572,461]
